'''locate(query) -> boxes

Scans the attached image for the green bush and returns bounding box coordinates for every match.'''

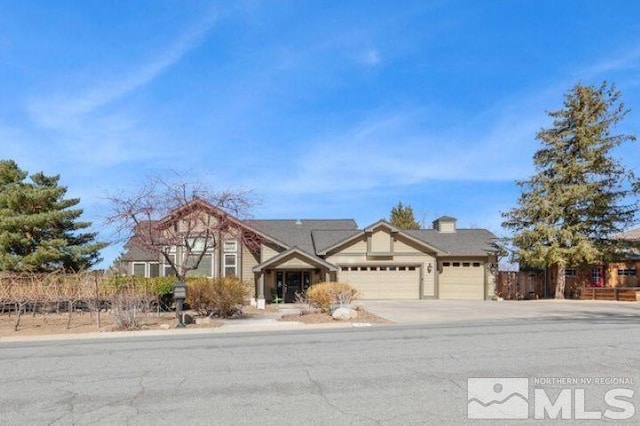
[306,282,358,312]
[186,277,247,318]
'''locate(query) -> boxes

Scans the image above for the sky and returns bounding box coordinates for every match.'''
[2,0,640,268]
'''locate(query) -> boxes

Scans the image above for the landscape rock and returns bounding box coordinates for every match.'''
[158,324,171,330]
[184,314,195,325]
[332,307,352,321]
[348,308,358,320]
[195,317,212,325]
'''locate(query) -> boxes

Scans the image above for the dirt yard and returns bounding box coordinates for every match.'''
[279,309,391,324]
[0,311,223,337]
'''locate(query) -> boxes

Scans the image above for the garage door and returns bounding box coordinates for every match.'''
[439,261,485,300]
[339,265,420,299]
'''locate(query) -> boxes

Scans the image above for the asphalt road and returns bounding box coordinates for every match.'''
[1,316,639,425]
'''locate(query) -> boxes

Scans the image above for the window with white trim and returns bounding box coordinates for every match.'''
[224,253,237,277]
[187,238,207,252]
[186,253,213,278]
[149,262,160,278]
[132,263,146,277]
[224,240,237,253]
[163,254,177,277]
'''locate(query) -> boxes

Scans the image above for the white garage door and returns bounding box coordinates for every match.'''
[439,261,485,300]
[339,265,420,299]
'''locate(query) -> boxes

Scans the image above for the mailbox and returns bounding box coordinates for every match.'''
[173,281,188,328]
[173,281,188,300]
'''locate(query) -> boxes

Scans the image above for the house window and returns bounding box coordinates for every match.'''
[149,263,160,278]
[163,254,177,277]
[186,254,213,278]
[224,240,238,253]
[187,238,207,252]
[224,253,237,277]
[132,263,146,277]
[462,262,471,267]
[565,268,577,277]
[452,262,461,267]
[618,269,637,276]
[591,267,603,286]
[443,262,451,267]
[473,262,481,267]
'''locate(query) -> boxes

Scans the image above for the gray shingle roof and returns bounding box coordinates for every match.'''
[406,229,498,256]
[120,243,158,262]
[246,219,358,253]
[312,229,362,253]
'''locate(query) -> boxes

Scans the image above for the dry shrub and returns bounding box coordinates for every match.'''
[186,277,247,318]
[111,292,147,330]
[306,282,358,312]
[186,278,215,316]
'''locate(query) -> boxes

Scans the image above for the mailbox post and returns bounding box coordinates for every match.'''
[173,281,188,328]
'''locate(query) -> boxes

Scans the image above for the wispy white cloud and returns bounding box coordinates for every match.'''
[579,45,640,78]
[246,97,549,195]
[26,11,218,129]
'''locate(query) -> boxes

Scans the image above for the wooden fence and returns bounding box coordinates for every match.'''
[579,287,640,302]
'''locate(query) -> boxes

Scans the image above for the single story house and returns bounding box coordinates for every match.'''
[120,199,499,307]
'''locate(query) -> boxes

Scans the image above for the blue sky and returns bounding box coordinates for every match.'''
[2,1,640,268]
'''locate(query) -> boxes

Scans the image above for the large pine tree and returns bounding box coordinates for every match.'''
[390,201,421,230]
[502,82,639,298]
[0,160,105,272]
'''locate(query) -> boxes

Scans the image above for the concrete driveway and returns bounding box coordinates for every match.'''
[360,299,640,324]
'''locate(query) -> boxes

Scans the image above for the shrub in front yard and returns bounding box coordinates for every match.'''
[186,277,247,318]
[305,282,358,312]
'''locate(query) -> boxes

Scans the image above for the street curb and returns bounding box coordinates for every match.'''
[0,320,357,344]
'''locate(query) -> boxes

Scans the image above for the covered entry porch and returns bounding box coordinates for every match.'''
[252,247,338,307]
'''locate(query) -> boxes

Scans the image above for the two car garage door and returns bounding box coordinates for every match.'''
[338,261,486,300]
[339,265,420,299]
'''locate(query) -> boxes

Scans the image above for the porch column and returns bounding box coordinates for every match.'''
[324,269,330,282]
[257,273,266,310]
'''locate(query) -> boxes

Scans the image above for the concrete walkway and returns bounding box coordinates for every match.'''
[360,299,640,324]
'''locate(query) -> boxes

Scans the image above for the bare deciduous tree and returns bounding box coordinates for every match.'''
[105,176,261,282]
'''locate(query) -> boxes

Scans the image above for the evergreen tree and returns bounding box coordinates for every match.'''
[390,201,421,230]
[502,82,639,298]
[0,160,105,272]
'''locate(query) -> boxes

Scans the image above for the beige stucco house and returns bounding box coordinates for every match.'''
[120,199,499,307]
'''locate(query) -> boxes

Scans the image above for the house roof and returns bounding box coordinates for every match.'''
[615,228,640,241]
[405,229,498,256]
[119,198,497,262]
[312,229,363,253]
[120,243,158,262]
[246,219,357,253]
[316,220,447,255]
[252,246,338,272]
[434,215,457,221]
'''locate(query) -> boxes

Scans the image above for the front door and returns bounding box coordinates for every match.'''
[276,271,311,303]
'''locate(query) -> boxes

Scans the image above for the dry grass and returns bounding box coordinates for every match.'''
[0,311,223,337]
